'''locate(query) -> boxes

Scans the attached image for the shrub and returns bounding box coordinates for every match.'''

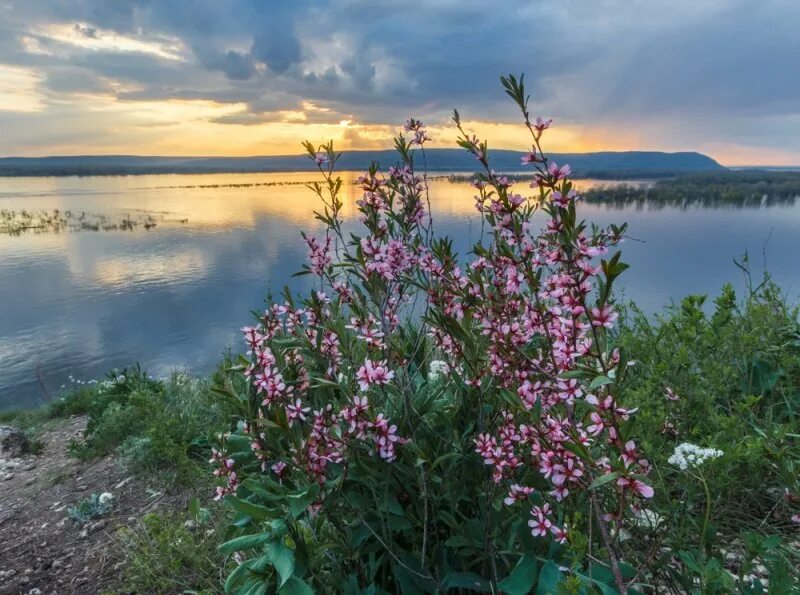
[211,76,652,594]
[70,366,237,483]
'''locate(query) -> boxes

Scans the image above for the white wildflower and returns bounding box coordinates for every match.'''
[631,508,664,530]
[98,492,114,505]
[668,443,723,471]
[428,360,450,382]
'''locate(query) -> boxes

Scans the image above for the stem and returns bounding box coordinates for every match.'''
[697,472,712,552]
[590,493,628,595]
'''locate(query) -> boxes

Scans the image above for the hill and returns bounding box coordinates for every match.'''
[0,149,725,178]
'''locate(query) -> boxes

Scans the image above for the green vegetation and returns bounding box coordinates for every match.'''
[0,208,164,235]
[3,279,798,593]
[614,271,800,591]
[65,364,239,484]
[114,501,234,594]
[67,492,116,525]
[584,170,800,207]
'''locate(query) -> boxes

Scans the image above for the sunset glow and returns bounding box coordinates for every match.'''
[0,1,798,165]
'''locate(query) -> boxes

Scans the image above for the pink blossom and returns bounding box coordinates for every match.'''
[590,305,618,329]
[504,484,535,506]
[356,359,395,391]
[534,117,553,134]
[547,162,572,181]
[286,399,311,427]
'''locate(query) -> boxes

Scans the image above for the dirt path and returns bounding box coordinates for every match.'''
[0,417,181,594]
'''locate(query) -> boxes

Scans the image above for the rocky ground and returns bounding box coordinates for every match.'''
[0,417,182,594]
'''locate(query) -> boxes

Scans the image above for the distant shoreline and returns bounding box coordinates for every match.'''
[0,148,726,178]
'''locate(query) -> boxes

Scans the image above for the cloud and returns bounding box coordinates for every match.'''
[0,0,799,163]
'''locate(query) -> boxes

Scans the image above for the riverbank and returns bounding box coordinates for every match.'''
[0,370,236,594]
[1,279,799,593]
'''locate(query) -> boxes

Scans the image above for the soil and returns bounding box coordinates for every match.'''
[0,416,184,594]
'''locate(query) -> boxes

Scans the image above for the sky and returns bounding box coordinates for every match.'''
[0,0,798,165]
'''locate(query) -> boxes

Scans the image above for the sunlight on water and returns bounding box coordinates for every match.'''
[1,172,798,409]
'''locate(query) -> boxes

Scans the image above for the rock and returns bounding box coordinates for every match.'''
[87,520,106,533]
[114,476,134,489]
[2,473,15,481]
[0,426,30,457]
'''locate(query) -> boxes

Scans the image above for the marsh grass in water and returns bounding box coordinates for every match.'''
[583,171,800,208]
[0,208,190,235]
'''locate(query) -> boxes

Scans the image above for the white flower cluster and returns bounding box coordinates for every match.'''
[668,443,723,471]
[428,360,450,382]
[98,492,114,505]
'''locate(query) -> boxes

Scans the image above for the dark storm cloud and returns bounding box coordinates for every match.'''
[1,0,799,157]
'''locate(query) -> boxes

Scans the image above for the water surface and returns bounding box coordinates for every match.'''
[1,173,798,410]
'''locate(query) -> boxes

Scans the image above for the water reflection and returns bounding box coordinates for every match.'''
[1,172,799,410]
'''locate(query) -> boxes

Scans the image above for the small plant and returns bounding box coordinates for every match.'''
[67,492,115,525]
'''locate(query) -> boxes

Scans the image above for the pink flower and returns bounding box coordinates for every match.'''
[618,477,654,499]
[664,387,680,402]
[590,305,618,329]
[552,190,577,209]
[504,484,535,506]
[356,359,395,391]
[271,461,288,477]
[520,150,538,165]
[528,516,552,537]
[286,399,311,427]
[547,162,572,181]
[550,524,568,544]
[534,117,553,135]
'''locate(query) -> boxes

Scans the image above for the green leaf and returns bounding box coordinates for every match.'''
[288,484,320,518]
[443,572,491,591]
[277,576,313,595]
[225,559,255,593]
[238,579,268,595]
[219,533,271,554]
[588,472,621,491]
[266,540,295,587]
[498,555,538,594]
[443,535,473,548]
[535,560,562,595]
[225,496,275,521]
[589,375,614,390]
[394,566,426,595]
[679,551,703,574]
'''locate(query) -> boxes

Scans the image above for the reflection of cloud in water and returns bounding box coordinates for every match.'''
[90,250,208,288]
[3,172,800,410]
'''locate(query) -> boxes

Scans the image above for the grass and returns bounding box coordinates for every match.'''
[113,501,235,594]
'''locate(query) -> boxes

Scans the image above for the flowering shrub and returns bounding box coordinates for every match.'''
[212,75,653,594]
